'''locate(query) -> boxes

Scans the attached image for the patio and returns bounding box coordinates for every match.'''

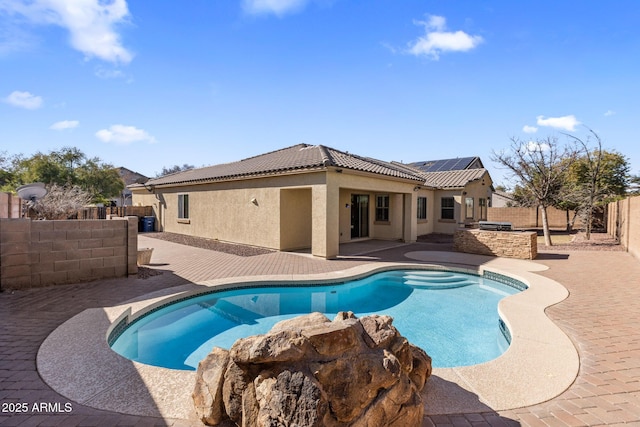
[1,235,639,426]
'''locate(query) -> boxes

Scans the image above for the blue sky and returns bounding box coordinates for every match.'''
[1,0,639,186]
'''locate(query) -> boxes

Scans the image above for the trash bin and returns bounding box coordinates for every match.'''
[141,216,155,232]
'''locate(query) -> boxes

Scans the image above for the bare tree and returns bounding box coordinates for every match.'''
[492,136,577,246]
[31,184,92,220]
[562,129,630,239]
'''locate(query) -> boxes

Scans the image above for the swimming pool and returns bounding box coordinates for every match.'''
[110,269,523,370]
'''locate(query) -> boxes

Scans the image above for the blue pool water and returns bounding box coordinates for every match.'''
[110,269,521,370]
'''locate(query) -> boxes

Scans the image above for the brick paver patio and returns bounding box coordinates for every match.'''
[1,236,639,426]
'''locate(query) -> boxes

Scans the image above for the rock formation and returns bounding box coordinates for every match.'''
[193,311,432,426]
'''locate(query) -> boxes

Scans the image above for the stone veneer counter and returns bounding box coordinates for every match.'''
[454,229,538,259]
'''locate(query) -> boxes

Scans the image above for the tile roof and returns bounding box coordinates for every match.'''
[419,168,488,189]
[143,144,424,186]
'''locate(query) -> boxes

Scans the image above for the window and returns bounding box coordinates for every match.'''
[441,197,454,220]
[465,197,474,219]
[178,194,189,219]
[417,197,427,220]
[375,195,389,222]
[479,198,486,220]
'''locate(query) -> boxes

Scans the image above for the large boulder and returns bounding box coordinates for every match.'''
[193,312,432,426]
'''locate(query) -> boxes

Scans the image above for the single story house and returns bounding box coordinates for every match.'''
[130,144,493,258]
[112,167,149,207]
[491,189,516,208]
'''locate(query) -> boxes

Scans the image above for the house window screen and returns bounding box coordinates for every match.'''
[417,197,427,219]
[375,195,390,222]
[178,194,189,219]
[441,197,454,220]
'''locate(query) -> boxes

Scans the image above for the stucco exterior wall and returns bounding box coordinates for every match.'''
[280,188,312,250]
[415,189,435,237]
[433,190,460,234]
[134,173,327,250]
[132,167,465,257]
[461,178,493,222]
[333,172,424,243]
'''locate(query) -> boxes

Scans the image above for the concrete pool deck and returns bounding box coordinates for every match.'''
[36,253,578,421]
[2,236,640,426]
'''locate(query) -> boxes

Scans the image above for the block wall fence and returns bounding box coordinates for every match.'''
[0,193,22,219]
[1,217,138,291]
[487,206,583,230]
[608,195,640,261]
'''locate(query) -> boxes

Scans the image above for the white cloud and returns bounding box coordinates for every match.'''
[604,110,616,117]
[3,90,43,109]
[524,141,550,152]
[522,125,538,134]
[536,115,581,131]
[1,0,133,64]
[96,124,156,145]
[407,15,483,60]
[242,0,309,16]
[50,120,79,130]
[95,67,125,79]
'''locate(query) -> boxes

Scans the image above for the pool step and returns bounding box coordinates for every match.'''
[205,300,262,325]
[402,274,468,283]
[402,272,475,289]
[403,279,475,289]
[399,270,453,277]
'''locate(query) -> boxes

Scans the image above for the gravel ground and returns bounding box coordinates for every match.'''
[141,231,276,256]
[539,231,623,251]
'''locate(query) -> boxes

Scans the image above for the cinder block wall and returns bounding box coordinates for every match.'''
[487,206,582,229]
[0,192,22,219]
[1,217,138,290]
[610,195,640,261]
[453,229,538,260]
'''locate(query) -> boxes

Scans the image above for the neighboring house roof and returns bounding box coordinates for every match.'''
[142,144,424,187]
[419,168,488,189]
[493,190,515,201]
[492,190,516,207]
[407,157,484,172]
[118,167,148,186]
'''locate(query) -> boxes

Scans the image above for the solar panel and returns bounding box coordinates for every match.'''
[408,157,477,172]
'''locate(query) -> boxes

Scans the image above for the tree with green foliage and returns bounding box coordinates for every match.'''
[2,147,124,205]
[561,130,629,239]
[630,173,640,195]
[492,136,578,246]
[156,163,195,177]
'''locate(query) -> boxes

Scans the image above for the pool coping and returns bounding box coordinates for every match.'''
[36,252,579,420]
